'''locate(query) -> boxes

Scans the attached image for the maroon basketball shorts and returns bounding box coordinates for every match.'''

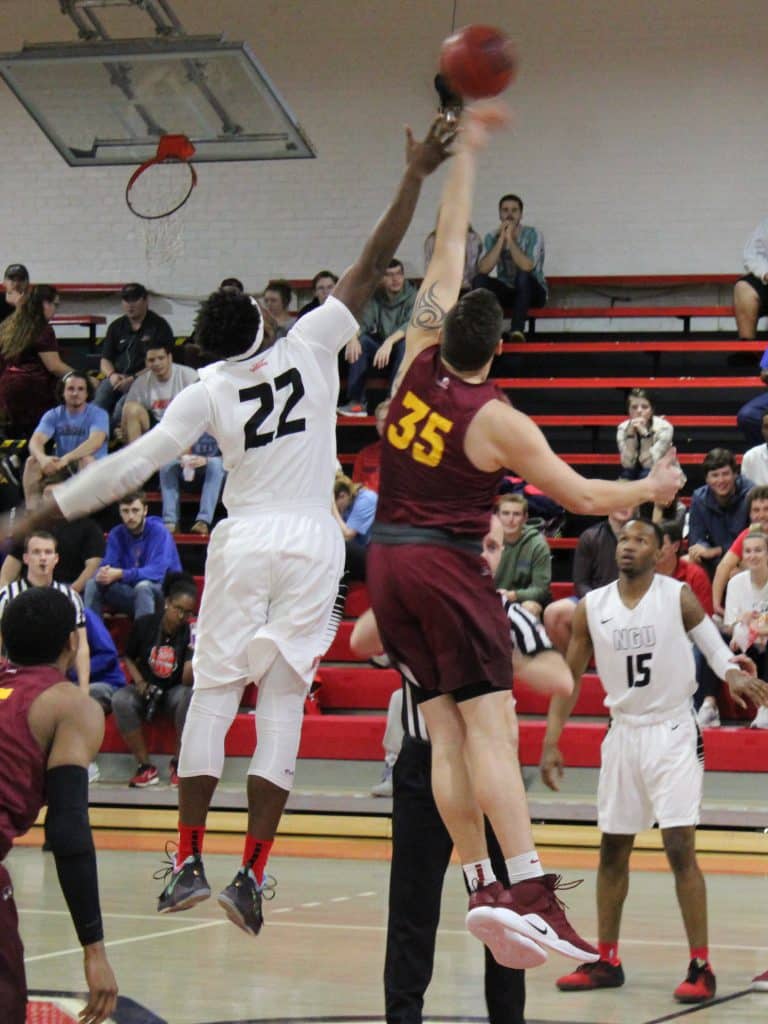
[0,863,27,1024]
[367,541,513,696]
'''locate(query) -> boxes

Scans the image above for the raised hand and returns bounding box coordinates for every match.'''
[404,115,458,179]
[647,447,685,506]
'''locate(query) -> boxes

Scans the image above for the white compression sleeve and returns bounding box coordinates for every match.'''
[53,383,212,520]
[688,616,737,681]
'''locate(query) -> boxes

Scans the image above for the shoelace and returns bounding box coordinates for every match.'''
[545,874,584,912]
[254,872,278,901]
[152,840,181,885]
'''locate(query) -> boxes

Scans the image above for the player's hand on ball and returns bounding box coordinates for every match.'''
[540,744,564,791]
[725,666,768,709]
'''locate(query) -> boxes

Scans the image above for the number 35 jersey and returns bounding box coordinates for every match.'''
[376,347,507,537]
[584,574,696,717]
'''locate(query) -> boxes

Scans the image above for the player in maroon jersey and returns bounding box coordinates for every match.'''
[0,587,117,1024]
[366,103,684,968]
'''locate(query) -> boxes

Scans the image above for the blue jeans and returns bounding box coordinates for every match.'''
[737,390,768,447]
[84,578,162,618]
[345,332,405,404]
[93,378,129,429]
[159,456,225,526]
[472,269,547,332]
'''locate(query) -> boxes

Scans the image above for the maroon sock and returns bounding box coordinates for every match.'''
[177,824,206,866]
[598,941,620,966]
[242,835,273,884]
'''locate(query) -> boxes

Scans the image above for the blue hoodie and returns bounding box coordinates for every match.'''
[101,514,181,585]
[688,473,755,559]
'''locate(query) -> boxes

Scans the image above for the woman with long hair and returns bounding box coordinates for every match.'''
[0,284,72,437]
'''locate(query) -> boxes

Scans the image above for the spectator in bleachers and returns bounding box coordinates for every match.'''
[616,388,673,479]
[333,472,377,581]
[74,605,127,783]
[351,399,389,493]
[733,218,768,340]
[696,526,768,730]
[687,448,754,578]
[740,410,768,483]
[262,279,296,338]
[339,259,417,416]
[22,371,109,506]
[94,283,175,423]
[159,431,225,535]
[543,501,635,654]
[656,519,713,613]
[710,485,768,615]
[472,193,547,340]
[297,270,338,320]
[121,339,198,444]
[84,490,181,620]
[0,262,29,322]
[424,218,482,292]
[0,483,105,595]
[219,277,244,294]
[112,572,197,788]
[494,493,551,618]
[0,285,72,439]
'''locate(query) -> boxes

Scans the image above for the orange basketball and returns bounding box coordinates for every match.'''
[439,25,517,99]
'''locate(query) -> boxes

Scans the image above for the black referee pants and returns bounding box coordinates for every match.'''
[384,736,526,1024]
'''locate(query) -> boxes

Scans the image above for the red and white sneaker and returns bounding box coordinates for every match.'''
[129,763,159,788]
[466,881,548,969]
[480,874,599,962]
[753,969,768,991]
[673,959,716,1003]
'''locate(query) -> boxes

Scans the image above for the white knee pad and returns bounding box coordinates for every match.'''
[248,654,308,791]
[178,683,244,779]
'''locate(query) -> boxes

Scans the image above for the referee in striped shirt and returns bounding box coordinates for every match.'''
[0,530,89,691]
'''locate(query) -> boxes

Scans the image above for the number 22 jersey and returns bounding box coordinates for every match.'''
[376,347,507,537]
[584,574,696,717]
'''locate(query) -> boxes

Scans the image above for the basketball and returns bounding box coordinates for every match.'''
[439,25,517,99]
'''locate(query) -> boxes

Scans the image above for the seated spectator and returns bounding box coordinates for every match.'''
[262,279,296,338]
[79,606,126,715]
[297,270,338,320]
[616,387,673,480]
[424,218,482,292]
[711,485,768,614]
[733,217,768,340]
[84,490,182,620]
[121,339,198,443]
[352,399,389,493]
[494,493,551,618]
[472,193,547,340]
[0,484,105,594]
[688,448,754,578]
[112,572,197,787]
[94,283,175,423]
[656,519,713,612]
[159,431,225,535]
[219,277,244,294]
[697,527,768,730]
[741,410,768,484]
[22,371,109,506]
[0,285,72,438]
[543,502,634,653]
[339,259,417,416]
[0,530,89,690]
[0,262,29,322]
[333,472,377,581]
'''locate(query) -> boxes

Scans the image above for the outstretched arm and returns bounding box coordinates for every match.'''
[332,117,456,321]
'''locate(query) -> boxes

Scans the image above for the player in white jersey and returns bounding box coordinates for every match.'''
[12,115,457,934]
[541,518,768,1004]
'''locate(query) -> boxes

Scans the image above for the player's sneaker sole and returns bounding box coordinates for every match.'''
[217,890,261,936]
[488,906,600,962]
[466,906,548,969]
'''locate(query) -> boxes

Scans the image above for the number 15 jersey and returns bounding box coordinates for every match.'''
[376,347,508,537]
[584,574,696,717]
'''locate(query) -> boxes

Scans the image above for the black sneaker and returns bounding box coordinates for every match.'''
[155,846,211,913]
[217,868,276,936]
[557,959,625,990]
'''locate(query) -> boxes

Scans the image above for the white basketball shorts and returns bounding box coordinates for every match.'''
[192,508,345,692]
[597,707,704,834]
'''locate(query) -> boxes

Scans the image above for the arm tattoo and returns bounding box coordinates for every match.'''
[410,282,448,331]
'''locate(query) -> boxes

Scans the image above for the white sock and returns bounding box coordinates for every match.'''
[505,850,544,885]
[463,858,496,890]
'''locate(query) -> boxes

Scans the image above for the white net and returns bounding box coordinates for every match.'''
[126,160,196,268]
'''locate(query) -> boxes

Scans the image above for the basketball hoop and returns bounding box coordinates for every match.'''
[125,134,197,267]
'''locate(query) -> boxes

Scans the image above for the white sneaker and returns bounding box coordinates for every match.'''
[88,762,101,784]
[750,705,768,729]
[371,763,393,797]
[696,702,720,729]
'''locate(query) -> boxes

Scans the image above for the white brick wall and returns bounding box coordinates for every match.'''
[0,0,766,332]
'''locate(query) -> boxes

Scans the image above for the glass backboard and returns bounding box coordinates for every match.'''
[0,36,315,165]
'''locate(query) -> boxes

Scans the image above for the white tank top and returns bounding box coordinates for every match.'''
[585,574,695,717]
